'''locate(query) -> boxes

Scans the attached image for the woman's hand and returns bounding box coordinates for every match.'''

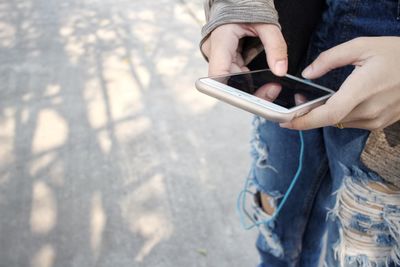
[281,37,400,131]
[201,23,288,76]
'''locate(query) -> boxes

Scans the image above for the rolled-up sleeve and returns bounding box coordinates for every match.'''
[201,0,280,46]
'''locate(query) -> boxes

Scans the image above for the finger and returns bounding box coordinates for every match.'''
[302,38,369,79]
[229,63,244,74]
[340,119,385,130]
[280,93,355,130]
[347,117,400,130]
[201,39,211,59]
[240,66,250,72]
[282,65,376,130]
[235,52,246,68]
[341,99,378,123]
[254,83,282,101]
[208,29,240,76]
[294,94,307,106]
[280,90,348,130]
[341,87,399,123]
[254,24,288,76]
[341,104,400,130]
[280,103,332,130]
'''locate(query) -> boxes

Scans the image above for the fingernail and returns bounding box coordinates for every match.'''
[302,65,313,78]
[274,60,287,76]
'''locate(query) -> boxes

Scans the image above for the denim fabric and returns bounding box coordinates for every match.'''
[249,0,400,266]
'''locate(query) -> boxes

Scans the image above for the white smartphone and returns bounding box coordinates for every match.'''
[195,69,334,122]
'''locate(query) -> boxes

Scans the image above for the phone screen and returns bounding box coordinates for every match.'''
[211,69,332,109]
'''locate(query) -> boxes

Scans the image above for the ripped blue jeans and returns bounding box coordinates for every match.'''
[247,0,400,266]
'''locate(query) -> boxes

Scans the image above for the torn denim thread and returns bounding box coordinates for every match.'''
[249,116,282,213]
[246,116,284,258]
[251,116,278,173]
[241,117,305,260]
[250,191,284,258]
[237,172,284,258]
[328,166,400,267]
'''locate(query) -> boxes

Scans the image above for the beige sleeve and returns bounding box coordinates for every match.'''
[200,0,280,61]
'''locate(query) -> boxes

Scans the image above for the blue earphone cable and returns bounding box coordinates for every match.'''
[237,130,305,229]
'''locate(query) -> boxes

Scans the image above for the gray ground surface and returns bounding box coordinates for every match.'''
[0,0,258,266]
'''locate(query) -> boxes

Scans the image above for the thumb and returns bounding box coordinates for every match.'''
[254,24,288,76]
[302,38,368,79]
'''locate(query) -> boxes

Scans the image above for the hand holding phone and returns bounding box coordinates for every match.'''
[195,69,334,122]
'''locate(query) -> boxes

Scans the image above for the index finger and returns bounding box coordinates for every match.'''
[254,24,288,76]
[208,29,240,76]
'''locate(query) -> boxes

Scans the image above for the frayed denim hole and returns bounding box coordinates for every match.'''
[383,207,400,264]
[343,255,373,267]
[249,189,284,259]
[251,192,266,222]
[249,179,284,214]
[250,116,278,172]
[376,234,395,247]
[385,204,400,214]
[339,163,384,185]
[246,178,283,222]
[258,223,284,259]
[371,222,389,231]
[330,173,400,267]
[349,218,369,234]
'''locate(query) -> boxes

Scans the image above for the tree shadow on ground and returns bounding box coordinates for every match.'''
[0,0,257,266]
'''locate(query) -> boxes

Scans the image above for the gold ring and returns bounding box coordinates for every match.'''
[335,122,345,129]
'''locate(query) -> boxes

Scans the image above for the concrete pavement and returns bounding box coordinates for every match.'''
[0,0,258,266]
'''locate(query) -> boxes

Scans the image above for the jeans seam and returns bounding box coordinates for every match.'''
[340,0,361,41]
[284,156,330,264]
[302,157,329,216]
[397,0,400,20]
